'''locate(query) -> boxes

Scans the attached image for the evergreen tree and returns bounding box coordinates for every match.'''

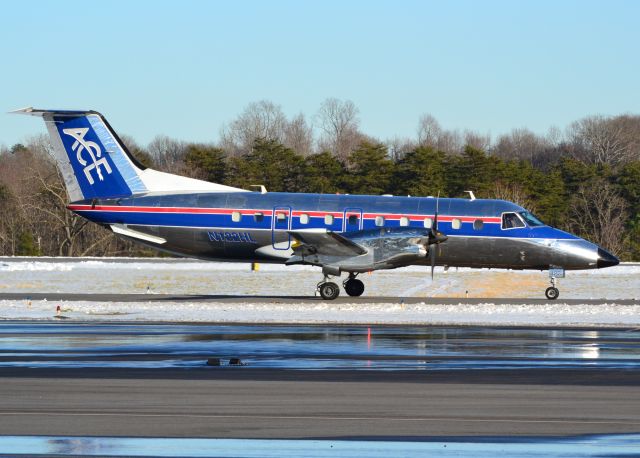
[346,141,395,195]
[16,232,40,256]
[618,161,640,217]
[446,146,503,198]
[184,144,227,183]
[530,169,567,227]
[555,157,597,197]
[300,151,346,194]
[394,146,446,196]
[225,138,303,192]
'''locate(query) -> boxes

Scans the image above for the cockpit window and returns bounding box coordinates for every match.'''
[502,212,525,229]
[519,211,545,227]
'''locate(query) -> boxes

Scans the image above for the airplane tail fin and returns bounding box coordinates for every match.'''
[11,107,245,202]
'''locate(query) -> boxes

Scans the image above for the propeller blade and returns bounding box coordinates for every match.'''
[428,192,443,280]
[430,245,436,279]
[433,191,440,232]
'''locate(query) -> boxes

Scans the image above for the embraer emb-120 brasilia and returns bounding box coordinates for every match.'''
[14,108,619,300]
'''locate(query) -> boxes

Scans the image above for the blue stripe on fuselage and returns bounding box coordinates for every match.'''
[71,193,578,240]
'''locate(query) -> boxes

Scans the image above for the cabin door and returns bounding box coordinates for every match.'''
[271,206,292,249]
[342,207,363,232]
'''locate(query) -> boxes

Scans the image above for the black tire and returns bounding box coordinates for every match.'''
[344,278,365,297]
[319,282,340,300]
[545,287,559,300]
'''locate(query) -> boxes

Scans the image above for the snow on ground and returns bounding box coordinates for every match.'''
[0,258,638,299]
[0,258,639,326]
[1,299,640,327]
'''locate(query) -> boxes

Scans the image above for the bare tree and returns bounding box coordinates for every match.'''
[386,136,416,162]
[316,98,361,160]
[416,114,463,154]
[21,136,96,256]
[546,125,562,145]
[568,180,628,255]
[568,115,640,166]
[436,129,463,155]
[464,130,491,152]
[493,128,550,163]
[611,114,640,162]
[147,135,187,172]
[416,114,442,147]
[220,100,288,156]
[27,166,91,256]
[493,182,537,213]
[283,113,313,156]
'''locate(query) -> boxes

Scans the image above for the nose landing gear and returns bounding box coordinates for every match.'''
[545,278,560,300]
[545,267,564,300]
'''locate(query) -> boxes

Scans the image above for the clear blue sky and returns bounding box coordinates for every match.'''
[2,0,639,148]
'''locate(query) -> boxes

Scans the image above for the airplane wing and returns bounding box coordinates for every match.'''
[288,229,368,257]
[286,227,434,274]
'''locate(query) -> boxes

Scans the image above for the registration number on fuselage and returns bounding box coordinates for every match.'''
[207,231,257,243]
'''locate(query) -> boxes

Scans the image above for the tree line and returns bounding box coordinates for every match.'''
[1,98,639,260]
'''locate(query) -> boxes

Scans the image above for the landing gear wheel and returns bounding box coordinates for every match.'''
[319,282,340,300]
[545,287,559,300]
[344,278,365,297]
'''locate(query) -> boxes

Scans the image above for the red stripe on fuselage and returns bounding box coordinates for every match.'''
[66,204,503,223]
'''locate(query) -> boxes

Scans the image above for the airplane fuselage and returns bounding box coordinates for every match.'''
[68,192,614,272]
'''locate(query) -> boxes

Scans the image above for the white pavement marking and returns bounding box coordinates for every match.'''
[2,411,639,426]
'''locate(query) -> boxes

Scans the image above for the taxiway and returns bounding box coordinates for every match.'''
[0,322,638,438]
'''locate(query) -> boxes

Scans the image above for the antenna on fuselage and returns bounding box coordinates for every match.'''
[250,185,267,194]
[464,190,476,201]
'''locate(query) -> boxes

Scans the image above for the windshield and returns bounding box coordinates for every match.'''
[519,211,545,227]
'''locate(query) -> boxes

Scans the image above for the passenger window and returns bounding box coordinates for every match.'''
[348,214,359,225]
[299,213,309,224]
[253,212,264,223]
[423,218,433,229]
[231,211,241,222]
[451,218,461,230]
[276,212,287,222]
[473,219,483,230]
[400,216,409,227]
[375,216,385,227]
[324,214,334,225]
[502,212,525,229]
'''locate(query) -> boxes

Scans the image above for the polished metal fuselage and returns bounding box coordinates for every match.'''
[68,192,611,272]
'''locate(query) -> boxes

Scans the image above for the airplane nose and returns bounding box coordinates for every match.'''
[597,248,619,268]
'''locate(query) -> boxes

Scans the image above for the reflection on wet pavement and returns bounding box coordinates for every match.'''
[1,435,639,457]
[0,322,639,370]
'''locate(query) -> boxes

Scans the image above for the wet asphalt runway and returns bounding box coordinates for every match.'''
[0,322,639,439]
[2,291,639,305]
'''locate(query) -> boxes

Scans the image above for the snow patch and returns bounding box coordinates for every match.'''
[3,299,640,327]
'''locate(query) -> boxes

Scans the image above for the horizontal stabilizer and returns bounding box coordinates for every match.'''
[110,224,167,244]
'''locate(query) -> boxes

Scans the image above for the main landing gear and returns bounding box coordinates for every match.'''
[317,273,365,300]
[317,278,340,300]
[343,274,365,297]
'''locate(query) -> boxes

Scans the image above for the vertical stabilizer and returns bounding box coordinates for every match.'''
[12,107,246,201]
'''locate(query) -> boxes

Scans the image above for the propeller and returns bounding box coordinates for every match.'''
[427,193,448,279]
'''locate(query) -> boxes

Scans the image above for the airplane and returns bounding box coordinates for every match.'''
[13,108,619,300]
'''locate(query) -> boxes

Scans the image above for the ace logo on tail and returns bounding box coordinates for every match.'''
[62,127,112,185]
